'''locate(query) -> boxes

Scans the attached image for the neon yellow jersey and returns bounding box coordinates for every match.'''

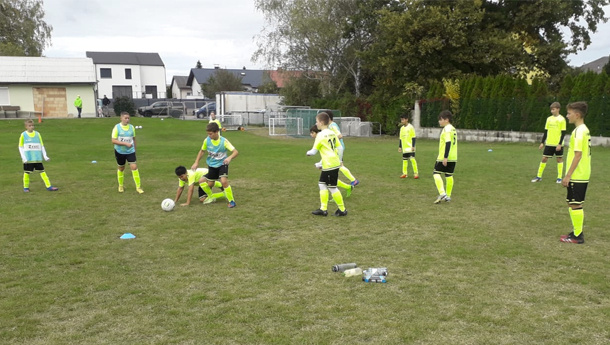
[399,124,416,152]
[544,115,566,146]
[210,119,222,129]
[312,128,340,170]
[179,168,209,188]
[567,124,591,182]
[437,124,457,161]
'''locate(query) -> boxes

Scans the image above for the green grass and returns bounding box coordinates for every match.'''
[1,118,609,344]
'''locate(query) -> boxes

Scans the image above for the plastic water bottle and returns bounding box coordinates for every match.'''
[343,267,363,277]
[332,263,357,272]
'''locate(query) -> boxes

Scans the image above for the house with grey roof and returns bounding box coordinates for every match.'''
[86,51,166,100]
[576,56,609,73]
[187,67,266,98]
[0,56,97,118]
[170,76,191,99]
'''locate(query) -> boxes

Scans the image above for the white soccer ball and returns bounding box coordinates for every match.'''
[161,198,175,212]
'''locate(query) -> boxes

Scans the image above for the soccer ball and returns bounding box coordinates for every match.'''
[161,198,175,212]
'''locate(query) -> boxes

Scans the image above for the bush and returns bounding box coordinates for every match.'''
[113,96,136,116]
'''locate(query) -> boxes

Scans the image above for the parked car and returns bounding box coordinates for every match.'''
[138,101,186,117]
[193,102,216,118]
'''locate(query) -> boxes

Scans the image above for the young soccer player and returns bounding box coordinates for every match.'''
[18,119,59,192]
[307,112,347,216]
[174,166,226,206]
[327,110,359,186]
[531,102,566,183]
[191,122,239,208]
[433,110,457,204]
[560,102,591,244]
[111,112,143,193]
[209,111,223,131]
[310,125,353,197]
[398,113,419,179]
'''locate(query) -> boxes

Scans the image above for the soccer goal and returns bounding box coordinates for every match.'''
[219,114,246,131]
[268,116,288,136]
[285,117,304,136]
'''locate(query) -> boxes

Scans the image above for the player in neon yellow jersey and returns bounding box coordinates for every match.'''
[111,112,143,194]
[326,110,359,187]
[433,110,457,204]
[18,119,59,192]
[560,102,591,244]
[174,166,226,206]
[398,112,419,179]
[309,125,353,198]
[307,112,347,216]
[209,111,223,131]
[531,102,566,183]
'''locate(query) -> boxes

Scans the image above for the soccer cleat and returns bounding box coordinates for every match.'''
[560,232,584,244]
[23,188,30,193]
[228,201,236,208]
[400,174,407,179]
[346,185,353,198]
[351,179,360,187]
[434,194,447,204]
[311,209,328,216]
[203,196,217,204]
[556,178,562,184]
[118,185,124,193]
[136,188,144,194]
[414,174,419,179]
[333,209,348,216]
[531,177,542,183]
[46,186,58,191]
[445,196,451,202]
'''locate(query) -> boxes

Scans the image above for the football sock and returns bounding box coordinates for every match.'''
[319,190,329,211]
[445,175,454,197]
[211,192,225,200]
[40,171,51,188]
[557,162,564,179]
[537,162,546,178]
[411,158,419,175]
[339,166,356,182]
[202,183,213,197]
[331,190,345,212]
[117,170,124,186]
[132,169,141,188]
[402,160,408,175]
[23,172,30,188]
[337,180,351,191]
[214,181,223,189]
[224,185,235,202]
[570,208,584,237]
[433,174,445,195]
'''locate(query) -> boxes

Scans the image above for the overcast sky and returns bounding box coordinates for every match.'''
[42,0,610,83]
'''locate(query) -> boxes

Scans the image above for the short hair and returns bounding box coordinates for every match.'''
[207,122,220,132]
[567,102,588,118]
[24,119,34,125]
[120,111,130,117]
[175,165,187,176]
[325,110,334,120]
[316,112,330,126]
[400,112,410,120]
[310,125,320,134]
[550,102,561,109]
[438,110,453,122]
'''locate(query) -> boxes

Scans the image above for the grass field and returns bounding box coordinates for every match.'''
[1,117,609,345]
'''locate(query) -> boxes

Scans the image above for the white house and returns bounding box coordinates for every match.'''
[86,51,166,100]
[170,76,191,99]
[0,56,97,118]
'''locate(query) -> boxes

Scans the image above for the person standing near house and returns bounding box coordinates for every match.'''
[74,95,83,118]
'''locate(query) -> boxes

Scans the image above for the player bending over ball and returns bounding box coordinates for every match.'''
[111,112,143,194]
[18,119,59,192]
[174,166,226,206]
[433,110,457,204]
[531,102,566,183]
[560,102,591,244]
[310,125,353,198]
[307,112,347,216]
[191,122,239,208]
[398,112,419,179]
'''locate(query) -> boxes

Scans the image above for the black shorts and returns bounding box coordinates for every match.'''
[24,163,45,172]
[115,150,137,166]
[205,165,229,181]
[319,168,339,187]
[197,186,208,199]
[402,152,416,159]
[566,181,588,205]
[543,145,563,158]
[433,161,456,175]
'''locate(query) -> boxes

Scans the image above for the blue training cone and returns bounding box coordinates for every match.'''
[120,233,136,239]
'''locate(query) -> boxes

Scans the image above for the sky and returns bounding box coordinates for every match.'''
[42,0,610,83]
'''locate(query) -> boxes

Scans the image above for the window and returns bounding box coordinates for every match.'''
[100,68,112,78]
[125,68,132,79]
[0,87,9,105]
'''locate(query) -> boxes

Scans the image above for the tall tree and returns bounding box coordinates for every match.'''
[200,70,244,99]
[0,0,52,56]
